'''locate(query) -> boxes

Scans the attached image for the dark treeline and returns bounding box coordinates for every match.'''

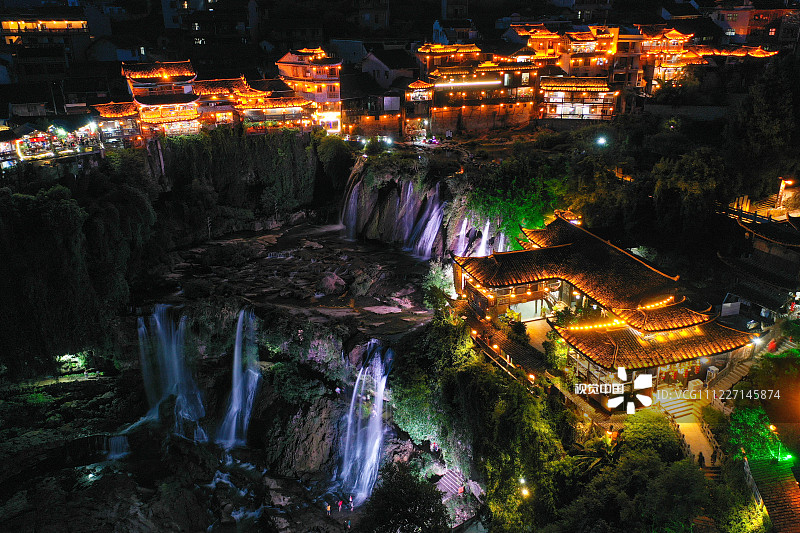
[0,128,353,379]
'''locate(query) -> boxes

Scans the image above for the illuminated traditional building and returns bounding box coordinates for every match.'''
[276,47,342,133]
[91,101,140,142]
[122,60,200,136]
[403,80,434,136]
[540,76,615,119]
[452,212,755,410]
[428,60,539,106]
[234,89,314,132]
[193,77,249,127]
[637,26,696,87]
[415,42,484,77]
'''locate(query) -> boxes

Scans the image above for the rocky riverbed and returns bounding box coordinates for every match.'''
[0,220,441,532]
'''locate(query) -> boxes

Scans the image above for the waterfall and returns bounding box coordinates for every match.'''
[335,341,393,507]
[217,310,261,450]
[342,181,360,240]
[496,233,507,253]
[105,435,130,460]
[456,219,468,256]
[137,305,207,441]
[475,219,492,256]
[406,183,443,258]
[413,201,445,259]
[398,180,418,243]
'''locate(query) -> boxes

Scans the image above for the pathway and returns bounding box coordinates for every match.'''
[749,458,800,533]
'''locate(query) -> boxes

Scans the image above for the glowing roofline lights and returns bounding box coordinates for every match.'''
[637,296,675,310]
[568,319,624,331]
[434,80,502,87]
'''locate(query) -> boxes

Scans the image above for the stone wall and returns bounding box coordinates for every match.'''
[344,114,403,138]
[430,103,535,135]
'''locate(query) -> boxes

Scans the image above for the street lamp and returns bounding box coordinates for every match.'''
[596,136,607,146]
[768,424,782,461]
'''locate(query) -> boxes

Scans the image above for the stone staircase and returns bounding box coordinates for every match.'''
[707,359,757,399]
[658,396,701,419]
[703,465,722,483]
[436,469,464,502]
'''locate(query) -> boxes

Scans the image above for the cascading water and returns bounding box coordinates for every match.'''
[413,201,445,258]
[398,180,418,243]
[216,310,261,450]
[406,183,443,258]
[475,219,492,256]
[105,435,130,460]
[137,305,207,441]
[455,219,468,256]
[496,233,507,253]
[335,341,393,506]
[342,181,360,240]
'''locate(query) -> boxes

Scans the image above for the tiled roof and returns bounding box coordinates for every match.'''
[92,101,138,118]
[689,45,778,58]
[134,93,200,106]
[417,43,481,54]
[192,78,249,95]
[508,24,561,39]
[408,79,434,89]
[553,320,754,369]
[717,253,797,291]
[235,96,312,110]
[566,31,596,41]
[613,298,715,332]
[122,60,195,79]
[540,76,610,91]
[454,243,677,312]
[738,219,800,248]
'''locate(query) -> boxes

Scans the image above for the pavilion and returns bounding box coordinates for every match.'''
[452,212,755,411]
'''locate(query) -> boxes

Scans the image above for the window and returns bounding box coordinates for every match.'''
[384,71,389,79]
[328,67,336,76]
[140,46,145,55]
[769,28,777,36]
[727,13,738,21]
[194,37,205,45]
[328,84,337,96]
[192,22,200,31]
[521,72,529,85]
[725,28,735,36]
[317,85,322,92]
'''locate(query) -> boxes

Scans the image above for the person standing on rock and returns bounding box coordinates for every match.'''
[711,449,717,466]
[338,499,343,512]
[326,503,331,516]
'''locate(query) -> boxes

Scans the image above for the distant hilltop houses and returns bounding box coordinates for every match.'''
[0,0,789,154]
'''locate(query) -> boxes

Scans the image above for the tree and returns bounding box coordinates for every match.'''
[622,409,682,462]
[357,463,449,533]
[316,135,353,191]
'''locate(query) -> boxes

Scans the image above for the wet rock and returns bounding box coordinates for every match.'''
[384,437,414,464]
[318,272,346,295]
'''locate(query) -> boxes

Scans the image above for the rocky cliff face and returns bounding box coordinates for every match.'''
[341,157,504,259]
